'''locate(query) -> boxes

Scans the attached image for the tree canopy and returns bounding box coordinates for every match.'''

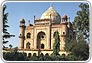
[73,3,89,41]
[3,5,15,47]
[64,3,89,61]
[53,31,60,55]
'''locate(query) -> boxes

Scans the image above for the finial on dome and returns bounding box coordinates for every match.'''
[68,17,70,22]
[34,15,35,20]
[50,2,53,7]
[28,20,30,26]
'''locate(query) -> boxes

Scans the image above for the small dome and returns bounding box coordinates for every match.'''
[20,18,25,23]
[40,6,61,24]
[62,14,68,19]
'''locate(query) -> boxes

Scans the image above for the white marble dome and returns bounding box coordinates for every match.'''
[40,6,61,24]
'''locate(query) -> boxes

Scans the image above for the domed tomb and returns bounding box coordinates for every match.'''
[40,5,61,24]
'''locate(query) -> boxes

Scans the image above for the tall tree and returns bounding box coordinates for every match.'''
[73,3,89,41]
[3,5,15,47]
[64,3,89,61]
[53,31,60,55]
[64,34,89,60]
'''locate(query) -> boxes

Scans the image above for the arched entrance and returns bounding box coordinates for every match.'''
[26,42,30,49]
[37,31,46,49]
[41,44,44,49]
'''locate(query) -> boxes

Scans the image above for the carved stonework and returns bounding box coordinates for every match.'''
[19,5,74,55]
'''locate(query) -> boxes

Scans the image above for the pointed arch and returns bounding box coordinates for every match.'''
[26,42,30,49]
[37,31,46,49]
[41,44,44,49]
[26,33,31,38]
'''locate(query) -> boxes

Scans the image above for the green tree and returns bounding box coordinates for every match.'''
[38,53,44,61]
[53,31,60,55]
[72,3,89,60]
[3,5,15,48]
[60,54,67,61]
[73,3,89,40]
[71,34,89,60]
[64,34,89,61]
[64,3,89,61]
[30,53,38,61]
[44,53,51,61]
[64,37,76,52]
[3,47,28,61]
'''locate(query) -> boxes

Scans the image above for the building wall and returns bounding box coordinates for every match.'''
[24,27,34,49]
[19,21,73,55]
[24,23,68,51]
[33,25,50,49]
[51,26,61,50]
[24,24,51,49]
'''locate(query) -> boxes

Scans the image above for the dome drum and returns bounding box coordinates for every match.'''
[40,6,61,24]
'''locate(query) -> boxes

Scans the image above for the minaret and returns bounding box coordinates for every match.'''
[61,14,68,51]
[62,14,68,23]
[19,18,25,49]
[61,14,68,36]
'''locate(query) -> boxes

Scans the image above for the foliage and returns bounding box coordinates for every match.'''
[63,3,89,61]
[64,37,77,52]
[30,53,38,61]
[38,53,44,61]
[3,4,15,47]
[44,53,51,61]
[73,3,89,40]
[66,54,78,61]
[50,53,60,61]
[3,47,27,61]
[64,34,89,61]
[53,31,60,55]
[59,54,67,61]
[72,3,89,60]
